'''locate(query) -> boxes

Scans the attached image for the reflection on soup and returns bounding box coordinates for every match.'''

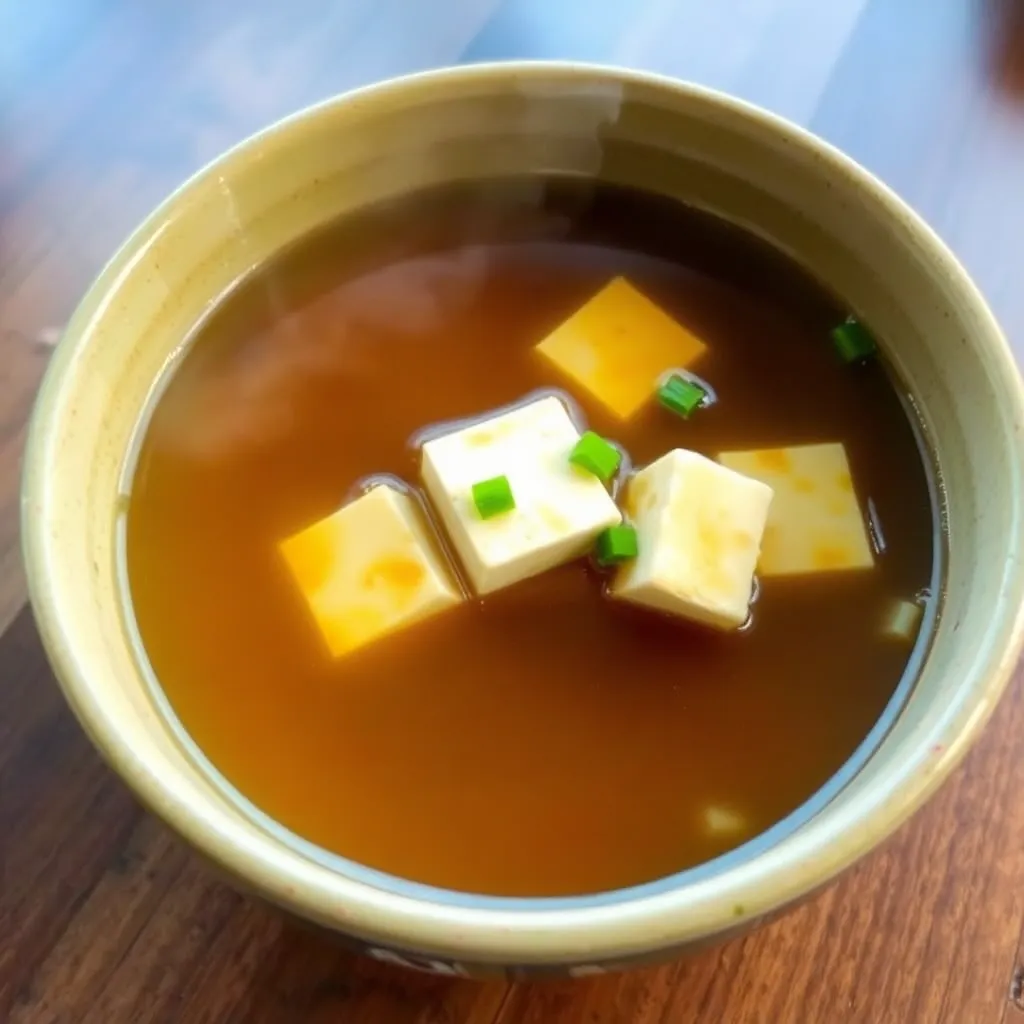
[125,177,938,898]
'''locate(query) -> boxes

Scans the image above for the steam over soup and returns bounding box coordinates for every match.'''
[125,177,938,898]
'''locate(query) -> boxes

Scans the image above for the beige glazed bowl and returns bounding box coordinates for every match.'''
[21,63,1024,977]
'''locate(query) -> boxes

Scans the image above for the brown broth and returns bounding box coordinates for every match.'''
[125,177,937,898]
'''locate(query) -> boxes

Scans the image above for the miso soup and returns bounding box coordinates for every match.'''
[125,177,939,898]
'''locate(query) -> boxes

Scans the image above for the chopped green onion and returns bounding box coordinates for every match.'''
[658,375,707,418]
[595,524,639,567]
[569,431,621,483]
[831,318,877,363]
[471,475,515,519]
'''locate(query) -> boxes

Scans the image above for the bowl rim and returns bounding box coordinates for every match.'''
[21,59,1024,965]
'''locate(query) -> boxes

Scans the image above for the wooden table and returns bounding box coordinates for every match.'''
[2,2,1023,1021]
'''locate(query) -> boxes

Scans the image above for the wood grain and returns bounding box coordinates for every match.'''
[1,1,1022,1021]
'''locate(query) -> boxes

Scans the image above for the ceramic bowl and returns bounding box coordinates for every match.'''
[21,63,1024,977]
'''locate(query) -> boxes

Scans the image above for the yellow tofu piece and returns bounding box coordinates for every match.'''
[718,443,874,577]
[611,449,773,630]
[279,484,463,657]
[534,277,707,420]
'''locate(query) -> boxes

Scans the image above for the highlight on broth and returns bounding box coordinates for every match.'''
[125,177,938,898]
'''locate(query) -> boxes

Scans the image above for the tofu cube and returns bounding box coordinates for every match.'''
[420,396,622,594]
[703,805,748,837]
[718,443,874,577]
[611,449,773,630]
[534,277,707,420]
[279,484,463,657]
[881,598,923,642]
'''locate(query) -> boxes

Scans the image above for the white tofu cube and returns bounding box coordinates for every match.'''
[703,805,748,837]
[279,484,463,658]
[420,396,622,594]
[881,598,923,641]
[718,443,874,577]
[534,277,708,420]
[611,449,773,630]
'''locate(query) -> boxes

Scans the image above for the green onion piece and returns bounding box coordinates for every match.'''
[657,375,707,418]
[569,431,622,483]
[595,524,639,567]
[471,475,515,519]
[831,318,877,363]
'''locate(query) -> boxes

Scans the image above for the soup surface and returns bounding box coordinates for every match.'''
[126,177,937,897]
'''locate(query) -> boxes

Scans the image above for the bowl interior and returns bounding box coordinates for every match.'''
[23,64,1024,965]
